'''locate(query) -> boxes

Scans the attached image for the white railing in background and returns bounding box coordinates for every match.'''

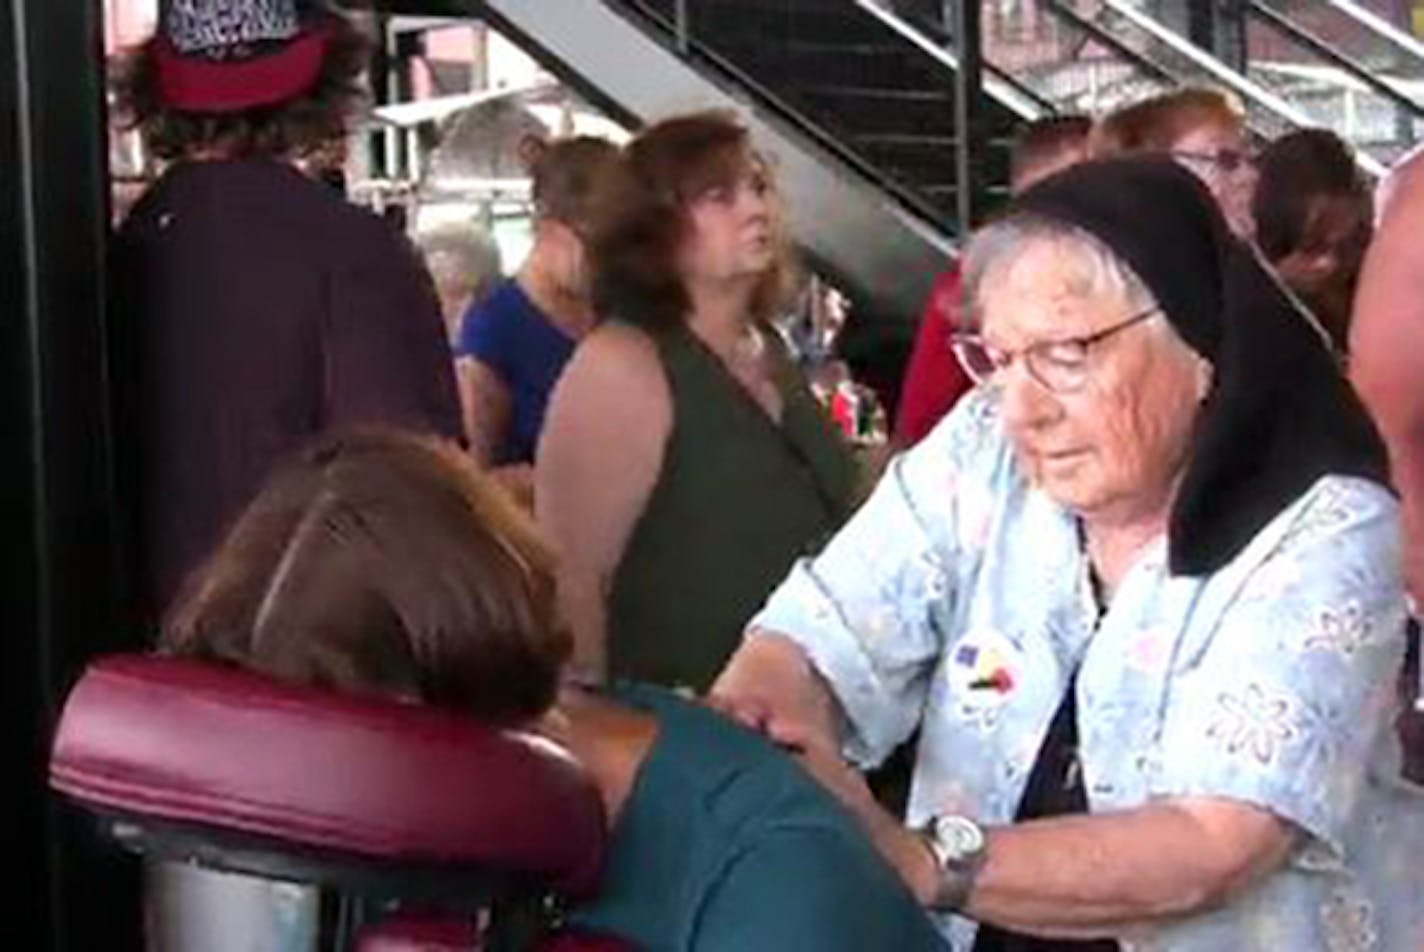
[1324,0,1424,70]
[1102,0,1389,176]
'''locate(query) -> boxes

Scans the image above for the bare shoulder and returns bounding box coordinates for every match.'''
[560,323,669,406]
[548,322,672,435]
[574,322,663,375]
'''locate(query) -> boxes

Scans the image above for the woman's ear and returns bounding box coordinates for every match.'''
[518,134,549,174]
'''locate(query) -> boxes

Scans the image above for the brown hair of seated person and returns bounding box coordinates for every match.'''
[586,109,797,330]
[161,428,569,724]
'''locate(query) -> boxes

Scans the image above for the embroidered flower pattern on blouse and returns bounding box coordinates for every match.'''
[1320,890,1378,952]
[1207,684,1298,766]
[750,387,1414,951]
[1304,603,1369,656]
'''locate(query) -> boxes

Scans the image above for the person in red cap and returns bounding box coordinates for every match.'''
[111,0,461,624]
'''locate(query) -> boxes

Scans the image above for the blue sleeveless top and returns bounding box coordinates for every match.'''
[455,279,576,465]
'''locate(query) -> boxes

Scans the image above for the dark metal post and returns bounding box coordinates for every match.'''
[952,0,983,230]
[1217,0,1247,73]
[393,27,422,180]
[0,0,138,949]
[1187,0,1245,71]
[1186,0,1217,51]
[675,0,690,55]
[369,12,392,179]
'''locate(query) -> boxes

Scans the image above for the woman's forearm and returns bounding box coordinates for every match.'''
[557,572,609,682]
[825,779,1290,937]
[962,804,1291,934]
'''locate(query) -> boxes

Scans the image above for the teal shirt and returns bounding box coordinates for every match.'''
[570,685,947,951]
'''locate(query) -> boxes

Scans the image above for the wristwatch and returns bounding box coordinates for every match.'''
[917,814,988,912]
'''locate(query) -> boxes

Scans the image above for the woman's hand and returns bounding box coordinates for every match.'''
[709,633,841,755]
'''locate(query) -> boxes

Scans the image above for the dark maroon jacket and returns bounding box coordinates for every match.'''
[112,159,461,618]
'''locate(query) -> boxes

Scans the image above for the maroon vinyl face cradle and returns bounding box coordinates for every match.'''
[50,654,607,899]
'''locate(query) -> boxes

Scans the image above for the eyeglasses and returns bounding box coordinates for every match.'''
[951,306,1161,395]
[1170,147,1254,174]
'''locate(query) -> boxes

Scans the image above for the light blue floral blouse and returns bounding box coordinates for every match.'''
[751,389,1424,951]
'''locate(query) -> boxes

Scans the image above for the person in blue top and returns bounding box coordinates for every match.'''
[160,428,948,951]
[455,136,618,504]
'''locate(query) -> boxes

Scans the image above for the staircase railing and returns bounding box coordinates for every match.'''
[1031,0,1390,176]
[1323,0,1424,71]
[1240,0,1424,163]
[614,0,951,228]
[852,0,1052,120]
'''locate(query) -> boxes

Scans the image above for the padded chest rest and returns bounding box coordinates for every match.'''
[49,654,607,903]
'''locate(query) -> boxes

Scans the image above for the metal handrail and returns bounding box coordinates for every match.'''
[851,0,1052,120]
[1323,0,1424,71]
[612,0,953,230]
[1040,0,1178,90]
[1245,0,1424,120]
[1098,0,1388,176]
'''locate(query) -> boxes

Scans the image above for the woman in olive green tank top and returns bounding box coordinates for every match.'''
[537,111,860,692]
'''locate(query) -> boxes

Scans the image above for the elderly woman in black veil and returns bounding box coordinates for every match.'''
[714,158,1424,950]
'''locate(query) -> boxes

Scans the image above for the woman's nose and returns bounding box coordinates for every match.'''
[999,360,1060,431]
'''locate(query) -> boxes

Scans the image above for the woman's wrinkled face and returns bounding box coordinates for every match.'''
[1171,121,1258,240]
[678,156,777,286]
[978,239,1208,523]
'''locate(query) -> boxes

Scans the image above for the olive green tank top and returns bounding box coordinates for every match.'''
[607,323,859,692]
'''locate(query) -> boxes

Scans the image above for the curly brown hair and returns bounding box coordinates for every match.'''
[587,110,797,330]
[112,10,370,162]
[162,428,571,725]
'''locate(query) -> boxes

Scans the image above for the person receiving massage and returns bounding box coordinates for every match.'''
[160,428,947,952]
[713,158,1424,950]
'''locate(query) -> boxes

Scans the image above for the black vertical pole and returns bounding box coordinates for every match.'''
[1217,0,1247,73]
[369,12,392,179]
[394,27,421,180]
[1186,0,1217,51]
[675,0,690,55]
[1187,0,1245,71]
[952,0,983,232]
[0,0,138,949]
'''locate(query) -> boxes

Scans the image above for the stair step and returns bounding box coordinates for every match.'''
[685,0,901,47]
[797,84,952,102]
[793,85,956,135]
[853,132,958,148]
[617,0,1022,228]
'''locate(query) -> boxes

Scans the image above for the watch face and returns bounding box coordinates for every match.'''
[933,815,985,862]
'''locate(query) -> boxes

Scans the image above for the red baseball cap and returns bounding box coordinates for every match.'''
[153,0,333,113]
